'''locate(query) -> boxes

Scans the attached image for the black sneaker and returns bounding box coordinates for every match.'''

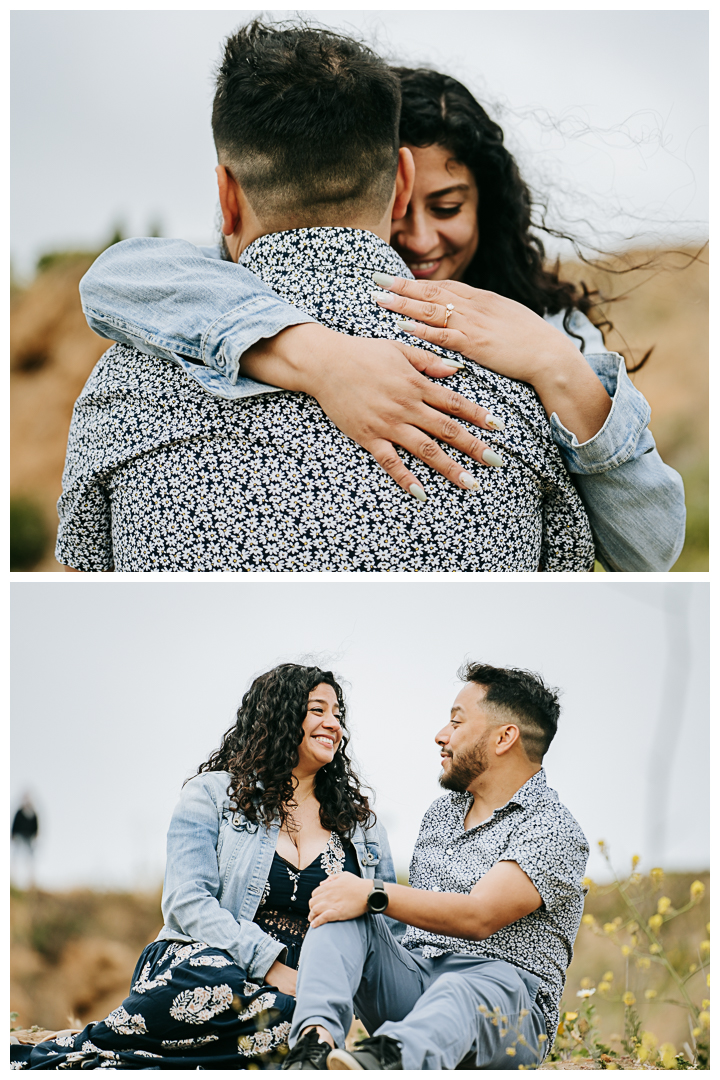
[282,1028,332,1070]
[326,1035,403,1070]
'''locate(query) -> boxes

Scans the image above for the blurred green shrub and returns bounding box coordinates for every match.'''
[672,462,709,572]
[10,498,49,571]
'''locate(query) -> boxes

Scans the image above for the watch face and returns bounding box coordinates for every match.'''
[367,887,389,914]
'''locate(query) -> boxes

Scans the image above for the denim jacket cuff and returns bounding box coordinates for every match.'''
[550,354,652,475]
[202,302,316,384]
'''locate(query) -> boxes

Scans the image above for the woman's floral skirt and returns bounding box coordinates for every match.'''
[10,939,295,1070]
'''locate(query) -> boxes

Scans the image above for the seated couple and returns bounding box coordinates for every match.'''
[12,662,588,1071]
[58,21,685,573]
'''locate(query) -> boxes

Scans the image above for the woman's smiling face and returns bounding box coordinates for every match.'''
[391,143,480,282]
[296,683,343,775]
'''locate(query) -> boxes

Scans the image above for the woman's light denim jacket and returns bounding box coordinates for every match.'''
[79,238,686,573]
[156,771,397,981]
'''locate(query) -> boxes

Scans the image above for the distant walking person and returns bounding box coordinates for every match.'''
[11,794,39,889]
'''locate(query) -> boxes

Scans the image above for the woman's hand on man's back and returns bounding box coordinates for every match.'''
[240,323,505,502]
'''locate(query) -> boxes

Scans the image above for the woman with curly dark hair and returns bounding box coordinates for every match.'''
[78,37,685,572]
[11,663,395,1071]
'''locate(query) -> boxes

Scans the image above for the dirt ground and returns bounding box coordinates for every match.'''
[10,245,708,571]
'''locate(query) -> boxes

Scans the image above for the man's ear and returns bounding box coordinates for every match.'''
[216,165,241,237]
[495,724,522,756]
[391,147,415,221]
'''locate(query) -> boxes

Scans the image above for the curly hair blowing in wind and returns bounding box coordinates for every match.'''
[395,68,590,325]
[195,663,373,837]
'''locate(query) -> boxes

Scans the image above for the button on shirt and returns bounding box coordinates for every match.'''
[57,228,594,572]
[402,770,589,1042]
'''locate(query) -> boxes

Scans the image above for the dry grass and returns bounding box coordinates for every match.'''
[11,871,709,1067]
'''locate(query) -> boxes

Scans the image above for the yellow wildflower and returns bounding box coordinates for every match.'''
[690,880,705,901]
[632,854,641,869]
[700,940,710,953]
[598,840,606,851]
[580,976,594,989]
[645,989,657,1000]
[621,945,631,956]
[613,916,623,927]
[630,873,642,885]
[649,943,661,954]
[699,1010,710,1028]
[581,913,595,926]
[702,999,710,1009]
[582,877,593,890]
[604,922,617,935]
[657,896,672,915]
[538,1034,547,1043]
[626,921,639,935]
[706,973,710,987]
[564,1012,578,1022]
[598,982,612,994]
[505,1047,516,1056]
[606,1064,618,1070]
[692,1027,701,1038]
[648,914,663,932]
[636,957,651,970]
[602,971,614,982]
[641,1031,658,1050]
[622,992,636,1007]
[659,1043,677,1069]
[650,867,664,885]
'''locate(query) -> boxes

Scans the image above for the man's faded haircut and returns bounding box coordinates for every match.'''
[459,662,561,763]
[212,20,402,226]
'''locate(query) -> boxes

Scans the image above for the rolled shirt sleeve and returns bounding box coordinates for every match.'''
[502,821,589,922]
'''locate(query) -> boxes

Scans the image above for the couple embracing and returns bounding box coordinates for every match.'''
[14,661,588,1070]
[58,19,684,572]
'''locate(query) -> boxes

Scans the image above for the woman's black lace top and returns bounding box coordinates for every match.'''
[254,832,360,969]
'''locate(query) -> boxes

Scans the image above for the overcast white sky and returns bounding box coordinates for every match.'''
[10,9,708,279]
[11,581,708,893]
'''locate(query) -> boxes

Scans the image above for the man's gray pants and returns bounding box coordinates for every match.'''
[289,915,548,1070]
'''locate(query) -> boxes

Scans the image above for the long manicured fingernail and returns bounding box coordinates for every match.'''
[397,320,419,334]
[371,291,391,306]
[485,413,506,431]
[482,449,504,467]
[372,272,396,287]
[459,471,480,491]
[443,358,464,370]
[409,483,427,503]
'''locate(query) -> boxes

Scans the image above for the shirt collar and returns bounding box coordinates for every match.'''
[238,226,413,280]
[450,768,548,827]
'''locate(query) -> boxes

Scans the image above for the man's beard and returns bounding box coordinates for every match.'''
[439,736,489,792]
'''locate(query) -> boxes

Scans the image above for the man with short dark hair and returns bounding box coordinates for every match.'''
[282,664,588,1071]
[57,21,594,572]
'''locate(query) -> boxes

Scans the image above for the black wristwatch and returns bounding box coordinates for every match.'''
[366,878,389,915]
